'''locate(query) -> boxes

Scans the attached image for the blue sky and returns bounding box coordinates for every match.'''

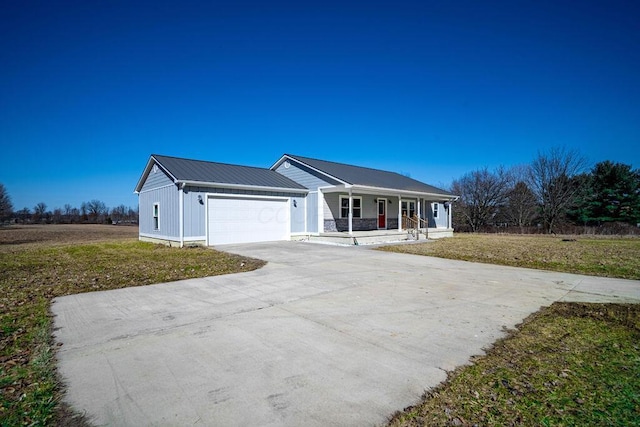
[1,0,638,211]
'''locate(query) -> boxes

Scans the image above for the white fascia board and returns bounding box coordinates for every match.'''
[134,157,157,193]
[134,155,180,193]
[136,183,176,194]
[275,155,350,186]
[269,154,289,170]
[180,180,309,194]
[343,184,457,200]
[317,184,351,193]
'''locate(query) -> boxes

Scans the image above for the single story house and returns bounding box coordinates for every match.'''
[134,154,458,246]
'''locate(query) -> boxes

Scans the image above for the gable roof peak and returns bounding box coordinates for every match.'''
[281,154,455,197]
[135,154,307,192]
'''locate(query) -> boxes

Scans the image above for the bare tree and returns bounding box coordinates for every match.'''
[528,147,587,233]
[69,207,80,223]
[0,183,13,222]
[52,208,63,224]
[86,199,107,223]
[80,202,88,222]
[17,207,30,223]
[501,165,538,232]
[110,204,128,224]
[127,206,139,223]
[63,204,73,222]
[450,167,510,232]
[33,202,47,223]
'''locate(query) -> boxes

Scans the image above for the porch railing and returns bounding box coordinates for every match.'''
[402,215,429,240]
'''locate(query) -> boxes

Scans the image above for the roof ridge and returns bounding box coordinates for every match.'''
[286,154,421,178]
[152,154,274,172]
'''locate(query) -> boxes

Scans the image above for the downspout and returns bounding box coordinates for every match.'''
[416,197,421,240]
[303,194,308,237]
[348,188,353,235]
[179,183,184,248]
[397,195,402,231]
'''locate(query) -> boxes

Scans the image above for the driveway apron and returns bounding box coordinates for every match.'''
[52,242,640,426]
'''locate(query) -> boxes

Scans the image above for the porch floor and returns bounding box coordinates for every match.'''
[301,228,454,246]
[308,230,409,246]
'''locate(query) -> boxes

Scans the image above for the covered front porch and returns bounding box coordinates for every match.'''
[319,184,455,236]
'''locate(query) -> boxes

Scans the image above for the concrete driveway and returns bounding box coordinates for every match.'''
[52,242,640,426]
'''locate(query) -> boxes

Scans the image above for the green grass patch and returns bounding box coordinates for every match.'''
[0,227,264,426]
[379,234,640,280]
[388,303,640,426]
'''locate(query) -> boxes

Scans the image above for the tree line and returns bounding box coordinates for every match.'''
[0,188,138,225]
[1,147,638,233]
[450,147,640,234]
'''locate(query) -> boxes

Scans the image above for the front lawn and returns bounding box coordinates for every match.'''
[379,234,640,280]
[388,302,640,426]
[0,225,264,425]
[383,233,640,426]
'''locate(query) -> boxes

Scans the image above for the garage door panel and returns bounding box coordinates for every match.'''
[208,197,290,245]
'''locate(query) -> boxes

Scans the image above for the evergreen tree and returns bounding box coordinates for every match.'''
[585,161,640,225]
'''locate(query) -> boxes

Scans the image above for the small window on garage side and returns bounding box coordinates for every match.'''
[433,203,439,218]
[340,196,362,218]
[153,203,160,230]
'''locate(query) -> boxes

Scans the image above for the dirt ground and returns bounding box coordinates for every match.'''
[0,224,138,251]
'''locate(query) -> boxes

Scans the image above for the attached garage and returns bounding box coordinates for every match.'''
[207,195,290,245]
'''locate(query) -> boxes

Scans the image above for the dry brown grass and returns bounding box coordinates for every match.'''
[380,233,640,280]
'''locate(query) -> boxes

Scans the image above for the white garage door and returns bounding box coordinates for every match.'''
[207,196,290,245]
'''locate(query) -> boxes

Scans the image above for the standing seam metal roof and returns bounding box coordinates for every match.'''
[284,154,455,196]
[152,155,307,190]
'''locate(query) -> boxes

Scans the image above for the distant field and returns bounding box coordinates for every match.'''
[0,223,139,249]
[0,224,264,426]
[380,233,640,280]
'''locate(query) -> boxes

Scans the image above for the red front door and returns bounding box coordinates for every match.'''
[378,199,386,229]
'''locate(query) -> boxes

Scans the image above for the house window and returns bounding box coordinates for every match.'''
[401,200,416,218]
[340,196,362,218]
[433,203,439,218]
[153,203,160,230]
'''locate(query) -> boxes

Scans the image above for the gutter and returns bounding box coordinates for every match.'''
[323,183,457,200]
[179,180,309,194]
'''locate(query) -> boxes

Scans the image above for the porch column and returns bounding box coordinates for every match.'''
[348,189,353,235]
[416,198,421,240]
[317,190,324,233]
[397,195,402,231]
[179,184,185,248]
[448,201,452,229]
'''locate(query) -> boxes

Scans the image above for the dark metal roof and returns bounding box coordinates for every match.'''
[285,154,455,196]
[152,154,307,190]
